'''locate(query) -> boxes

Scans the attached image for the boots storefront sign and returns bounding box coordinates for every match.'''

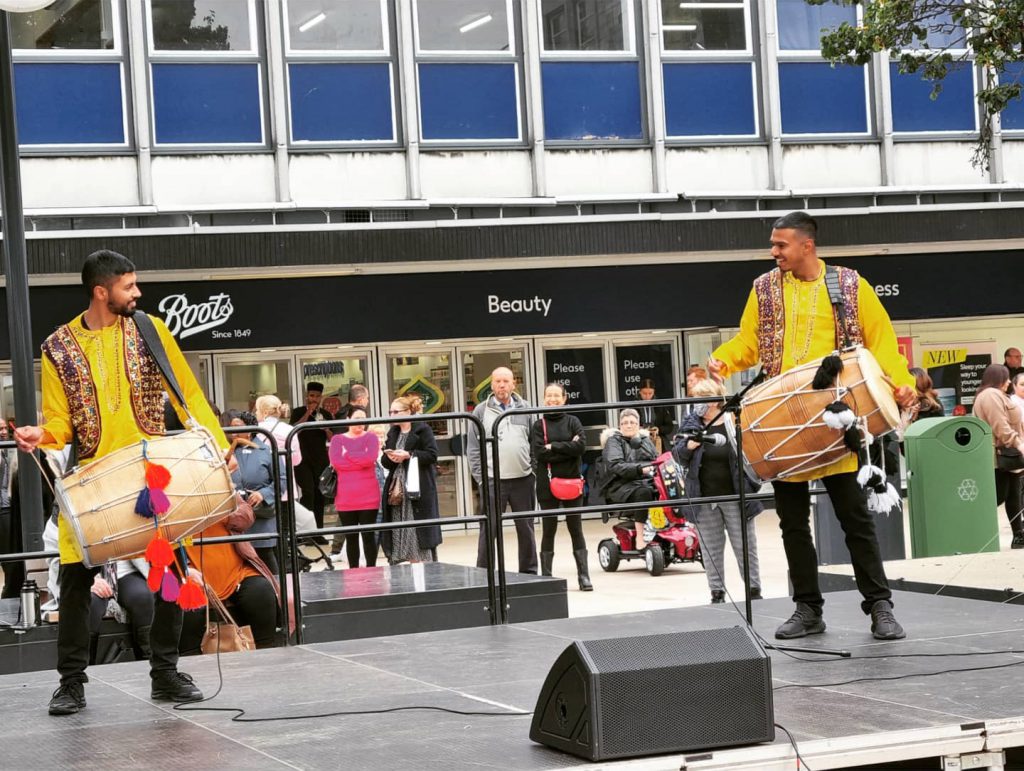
[157,292,250,340]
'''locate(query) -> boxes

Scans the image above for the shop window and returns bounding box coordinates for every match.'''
[999,63,1024,132]
[890,63,976,133]
[297,355,371,417]
[775,0,854,52]
[146,0,265,147]
[386,352,452,436]
[413,0,522,143]
[660,0,757,140]
[284,0,397,144]
[9,0,126,148]
[539,1,643,142]
[663,62,756,137]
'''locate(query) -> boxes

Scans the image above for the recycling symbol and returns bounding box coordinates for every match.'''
[957,479,979,502]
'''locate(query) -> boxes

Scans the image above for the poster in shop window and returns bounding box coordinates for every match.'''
[922,344,995,414]
[544,347,606,426]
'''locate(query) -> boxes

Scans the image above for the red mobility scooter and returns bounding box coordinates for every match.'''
[596,451,703,576]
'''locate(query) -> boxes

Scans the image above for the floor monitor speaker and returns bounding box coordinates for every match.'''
[529,625,774,760]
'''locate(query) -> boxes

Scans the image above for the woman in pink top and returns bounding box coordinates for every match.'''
[329,408,381,567]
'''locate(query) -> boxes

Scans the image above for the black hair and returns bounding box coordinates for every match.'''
[1005,347,1021,359]
[81,249,135,299]
[639,378,656,390]
[223,408,257,426]
[772,211,818,241]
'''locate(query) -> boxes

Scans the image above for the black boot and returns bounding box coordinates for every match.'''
[540,551,554,577]
[573,549,593,592]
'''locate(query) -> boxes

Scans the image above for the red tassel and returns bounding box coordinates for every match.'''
[147,566,164,593]
[149,488,171,515]
[145,535,174,570]
[176,577,207,611]
[145,461,172,490]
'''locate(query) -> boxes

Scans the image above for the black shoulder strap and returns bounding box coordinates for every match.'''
[823,265,850,348]
[132,312,189,418]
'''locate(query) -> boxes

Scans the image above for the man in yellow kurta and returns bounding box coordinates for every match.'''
[709,212,916,642]
[14,250,229,716]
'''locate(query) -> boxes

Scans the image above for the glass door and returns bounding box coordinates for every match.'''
[216,355,296,414]
[295,349,374,418]
[458,345,531,409]
[538,342,609,427]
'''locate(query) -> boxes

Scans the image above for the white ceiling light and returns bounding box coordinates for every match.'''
[459,13,493,34]
[299,12,327,33]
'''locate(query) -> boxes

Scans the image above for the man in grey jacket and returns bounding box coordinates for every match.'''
[467,367,538,574]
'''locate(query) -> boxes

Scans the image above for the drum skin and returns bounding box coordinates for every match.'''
[739,348,900,482]
[55,429,236,567]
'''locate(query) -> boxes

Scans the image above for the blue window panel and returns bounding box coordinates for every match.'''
[776,0,856,51]
[419,63,519,141]
[289,63,393,142]
[663,62,755,136]
[541,61,643,141]
[779,63,867,134]
[890,63,975,132]
[152,63,262,144]
[14,63,124,145]
[999,63,1024,131]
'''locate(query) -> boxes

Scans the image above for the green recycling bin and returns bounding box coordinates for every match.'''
[904,416,999,558]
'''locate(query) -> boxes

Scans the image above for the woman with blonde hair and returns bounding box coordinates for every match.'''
[253,394,317,543]
[380,395,442,564]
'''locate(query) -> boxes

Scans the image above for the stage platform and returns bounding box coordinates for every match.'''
[5,590,1024,770]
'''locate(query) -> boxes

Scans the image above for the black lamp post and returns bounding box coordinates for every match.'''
[0,2,52,554]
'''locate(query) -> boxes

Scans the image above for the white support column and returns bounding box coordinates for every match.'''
[760,0,784,189]
[264,0,292,202]
[873,51,895,186]
[985,66,1005,183]
[522,0,547,197]
[396,0,421,200]
[125,0,153,205]
[643,0,668,193]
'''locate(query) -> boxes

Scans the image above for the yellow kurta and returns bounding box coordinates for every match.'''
[41,313,228,563]
[712,260,914,482]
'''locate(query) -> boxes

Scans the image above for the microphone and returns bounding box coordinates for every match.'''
[679,431,726,447]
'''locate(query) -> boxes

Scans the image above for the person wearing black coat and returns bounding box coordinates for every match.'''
[380,396,442,563]
[530,384,591,591]
[600,409,659,549]
[637,378,676,452]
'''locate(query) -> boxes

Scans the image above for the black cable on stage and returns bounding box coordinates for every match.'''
[774,722,813,771]
[773,654,1024,691]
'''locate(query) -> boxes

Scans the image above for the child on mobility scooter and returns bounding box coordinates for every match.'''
[596,409,702,576]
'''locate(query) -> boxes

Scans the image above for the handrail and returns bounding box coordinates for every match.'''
[283,411,495,643]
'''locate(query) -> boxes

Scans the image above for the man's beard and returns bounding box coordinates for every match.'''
[108,299,136,317]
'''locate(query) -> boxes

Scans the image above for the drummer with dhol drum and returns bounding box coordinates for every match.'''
[14,250,230,716]
[708,212,917,642]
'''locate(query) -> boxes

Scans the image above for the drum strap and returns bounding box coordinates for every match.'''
[132,312,189,420]
[824,265,850,348]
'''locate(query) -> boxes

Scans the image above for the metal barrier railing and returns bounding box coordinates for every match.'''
[283,411,496,643]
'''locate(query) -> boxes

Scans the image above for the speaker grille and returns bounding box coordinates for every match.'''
[581,627,772,757]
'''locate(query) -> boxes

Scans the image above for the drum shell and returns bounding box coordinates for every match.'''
[55,429,235,567]
[739,348,900,482]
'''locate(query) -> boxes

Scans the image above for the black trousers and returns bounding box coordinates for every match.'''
[58,562,182,685]
[538,496,586,552]
[772,472,891,615]
[295,461,327,529]
[476,474,538,574]
[0,505,24,599]
[179,575,279,654]
[995,469,1024,536]
[338,509,379,567]
[621,486,656,523]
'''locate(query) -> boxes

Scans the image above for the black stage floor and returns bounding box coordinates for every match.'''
[5,590,1024,770]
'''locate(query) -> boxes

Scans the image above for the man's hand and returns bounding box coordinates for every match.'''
[893,385,917,409]
[13,425,44,453]
[91,575,114,599]
[707,359,727,383]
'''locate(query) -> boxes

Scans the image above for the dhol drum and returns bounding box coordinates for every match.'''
[55,428,236,567]
[740,347,900,482]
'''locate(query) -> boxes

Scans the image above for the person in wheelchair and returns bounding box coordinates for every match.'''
[600,409,659,550]
[674,378,762,604]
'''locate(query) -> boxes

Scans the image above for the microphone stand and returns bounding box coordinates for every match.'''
[718,371,850,658]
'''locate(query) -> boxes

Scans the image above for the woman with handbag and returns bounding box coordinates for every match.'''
[973,364,1024,549]
[530,383,591,591]
[328,407,381,568]
[180,496,280,654]
[380,395,442,564]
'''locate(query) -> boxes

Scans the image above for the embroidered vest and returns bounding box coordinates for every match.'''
[41,317,166,460]
[753,265,863,378]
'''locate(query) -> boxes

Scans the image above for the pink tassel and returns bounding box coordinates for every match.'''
[149,488,171,515]
[160,570,180,602]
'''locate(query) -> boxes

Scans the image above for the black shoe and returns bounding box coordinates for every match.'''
[314,536,330,546]
[775,602,826,639]
[48,682,86,716]
[710,590,726,604]
[151,670,203,703]
[1012,534,1024,550]
[750,586,763,600]
[870,600,906,640]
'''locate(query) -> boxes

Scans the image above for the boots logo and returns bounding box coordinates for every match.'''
[158,293,234,339]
